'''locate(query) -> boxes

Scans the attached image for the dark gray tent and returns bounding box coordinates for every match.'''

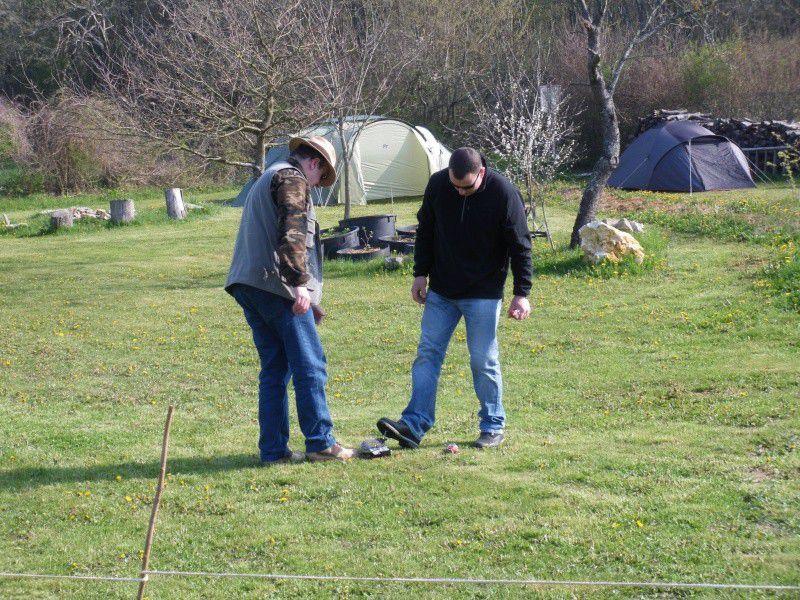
[608,121,755,192]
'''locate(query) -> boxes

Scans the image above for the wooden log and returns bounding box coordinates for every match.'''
[50,209,74,229]
[165,188,186,220]
[110,199,135,223]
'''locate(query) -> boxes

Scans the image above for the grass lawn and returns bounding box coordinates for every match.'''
[0,182,798,598]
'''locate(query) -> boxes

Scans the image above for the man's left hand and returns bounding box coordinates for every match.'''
[507,295,531,320]
[311,304,326,325]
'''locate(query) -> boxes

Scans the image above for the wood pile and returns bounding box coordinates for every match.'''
[38,207,110,220]
[635,109,800,149]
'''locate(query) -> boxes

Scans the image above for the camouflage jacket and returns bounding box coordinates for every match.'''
[272,157,311,287]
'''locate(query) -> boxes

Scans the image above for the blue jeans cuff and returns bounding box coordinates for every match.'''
[305,435,337,454]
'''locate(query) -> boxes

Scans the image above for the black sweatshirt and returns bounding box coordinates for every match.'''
[413,162,533,299]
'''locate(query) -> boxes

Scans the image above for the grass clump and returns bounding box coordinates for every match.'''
[533,229,668,279]
[755,241,800,312]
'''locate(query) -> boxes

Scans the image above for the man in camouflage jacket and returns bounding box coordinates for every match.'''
[226,136,355,463]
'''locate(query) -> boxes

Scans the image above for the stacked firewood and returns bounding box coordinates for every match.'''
[635,109,800,149]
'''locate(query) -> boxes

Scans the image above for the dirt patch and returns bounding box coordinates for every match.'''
[561,186,694,215]
[600,194,691,215]
[748,466,774,483]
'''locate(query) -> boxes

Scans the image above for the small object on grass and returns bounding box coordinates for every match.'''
[2,213,27,230]
[444,442,459,454]
[384,255,404,271]
[358,438,391,459]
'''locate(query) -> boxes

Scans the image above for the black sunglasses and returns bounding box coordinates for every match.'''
[451,170,481,190]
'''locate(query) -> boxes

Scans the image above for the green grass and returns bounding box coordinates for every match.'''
[756,241,800,312]
[0,182,798,598]
[552,179,800,245]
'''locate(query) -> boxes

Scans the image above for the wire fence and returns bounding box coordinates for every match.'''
[1,569,799,593]
[2,406,798,596]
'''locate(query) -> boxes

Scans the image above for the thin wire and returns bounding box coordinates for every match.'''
[144,570,800,591]
[1,569,796,592]
[613,156,648,189]
[743,151,776,185]
[0,572,143,583]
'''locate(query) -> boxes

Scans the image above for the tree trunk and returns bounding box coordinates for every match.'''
[254,131,266,178]
[569,16,621,249]
[165,188,187,220]
[50,209,74,229]
[339,117,352,221]
[110,199,136,223]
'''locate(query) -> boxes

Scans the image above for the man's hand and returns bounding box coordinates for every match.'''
[411,276,428,305]
[293,286,311,315]
[311,304,325,325]
[507,295,531,320]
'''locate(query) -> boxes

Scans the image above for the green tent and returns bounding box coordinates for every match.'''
[233,118,451,206]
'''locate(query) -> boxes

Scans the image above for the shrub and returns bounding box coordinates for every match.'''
[0,164,45,196]
[680,44,735,109]
[0,98,31,163]
[23,92,237,194]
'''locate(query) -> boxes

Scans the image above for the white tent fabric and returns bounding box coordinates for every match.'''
[233,118,451,206]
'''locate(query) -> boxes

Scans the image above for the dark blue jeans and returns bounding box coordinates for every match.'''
[231,285,337,461]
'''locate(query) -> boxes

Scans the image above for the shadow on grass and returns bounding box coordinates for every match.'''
[323,256,410,279]
[533,249,587,276]
[322,239,664,280]
[0,454,264,491]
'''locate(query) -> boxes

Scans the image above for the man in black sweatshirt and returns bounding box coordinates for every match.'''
[377,147,532,449]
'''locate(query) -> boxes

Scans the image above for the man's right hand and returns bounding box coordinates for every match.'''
[293,286,311,315]
[411,276,428,305]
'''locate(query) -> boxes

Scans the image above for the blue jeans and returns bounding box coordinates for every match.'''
[401,289,505,440]
[231,285,337,461]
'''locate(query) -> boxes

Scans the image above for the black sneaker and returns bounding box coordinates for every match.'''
[474,431,504,449]
[376,418,420,449]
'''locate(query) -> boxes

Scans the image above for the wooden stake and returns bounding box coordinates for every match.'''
[137,404,175,600]
[165,188,187,220]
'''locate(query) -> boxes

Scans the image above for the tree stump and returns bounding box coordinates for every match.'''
[50,209,74,229]
[110,199,136,223]
[165,188,186,220]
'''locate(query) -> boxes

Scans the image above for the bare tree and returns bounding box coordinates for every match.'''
[308,0,418,218]
[569,0,701,248]
[386,0,525,135]
[472,53,577,249]
[88,0,329,177]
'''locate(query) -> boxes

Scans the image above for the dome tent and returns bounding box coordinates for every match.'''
[608,121,755,192]
[232,118,451,207]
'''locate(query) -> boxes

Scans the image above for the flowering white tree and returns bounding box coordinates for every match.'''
[475,71,577,249]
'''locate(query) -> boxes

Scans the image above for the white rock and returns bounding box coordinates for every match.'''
[602,217,644,234]
[579,221,645,265]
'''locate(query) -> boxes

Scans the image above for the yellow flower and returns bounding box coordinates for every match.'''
[636,520,645,528]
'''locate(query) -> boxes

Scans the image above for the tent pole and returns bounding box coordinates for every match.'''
[688,138,692,195]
